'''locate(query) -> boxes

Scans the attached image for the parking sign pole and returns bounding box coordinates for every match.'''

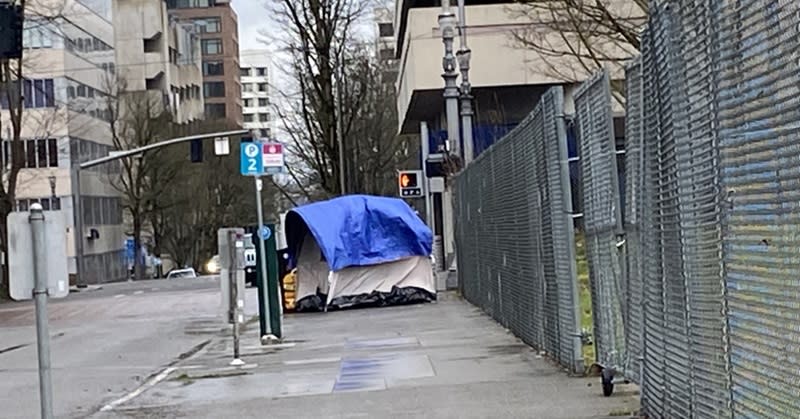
[254,175,272,337]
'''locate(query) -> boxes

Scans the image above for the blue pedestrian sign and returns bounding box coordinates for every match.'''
[240,142,264,176]
[259,225,271,240]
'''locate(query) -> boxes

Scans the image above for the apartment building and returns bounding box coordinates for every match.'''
[373,6,398,85]
[239,50,271,139]
[1,0,125,284]
[113,0,205,124]
[167,0,242,127]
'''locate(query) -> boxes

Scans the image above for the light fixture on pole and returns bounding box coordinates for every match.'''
[439,0,461,162]
[456,0,474,165]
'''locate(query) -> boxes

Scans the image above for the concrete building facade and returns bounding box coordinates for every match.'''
[373,6,398,85]
[167,0,242,127]
[113,0,205,123]
[239,50,271,139]
[2,0,126,284]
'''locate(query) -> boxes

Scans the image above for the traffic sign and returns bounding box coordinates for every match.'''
[262,142,285,174]
[9,210,69,300]
[398,170,423,198]
[240,142,264,176]
[259,225,271,240]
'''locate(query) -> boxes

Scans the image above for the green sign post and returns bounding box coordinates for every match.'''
[254,223,282,340]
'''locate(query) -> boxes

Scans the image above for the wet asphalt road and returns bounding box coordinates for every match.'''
[0,276,256,419]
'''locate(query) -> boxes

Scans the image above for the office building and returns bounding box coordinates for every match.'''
[167,0,242,126]
[239,50,272,139]
[2,0,125,284]
[114,0,205,123]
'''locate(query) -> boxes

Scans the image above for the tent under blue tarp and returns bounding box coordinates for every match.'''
[285,195,432,272]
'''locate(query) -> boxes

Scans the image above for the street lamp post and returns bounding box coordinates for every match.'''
[439,0,460,160]
[456,0,474,165]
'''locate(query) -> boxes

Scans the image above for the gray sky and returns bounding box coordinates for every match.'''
[232,0,269,51]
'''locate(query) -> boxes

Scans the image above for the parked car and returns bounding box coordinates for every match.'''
[166,267,197,280]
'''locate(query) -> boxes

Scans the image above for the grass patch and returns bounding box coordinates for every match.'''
[575,233,595,367]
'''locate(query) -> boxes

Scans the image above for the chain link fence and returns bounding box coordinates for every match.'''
[573,70,627,389]
[622,56,645,387]
[628,0,800,417]
[715,1,800,416]
[455,2,800,414]
[455,86,583,374]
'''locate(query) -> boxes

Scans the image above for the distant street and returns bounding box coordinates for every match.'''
[0,277,257,419]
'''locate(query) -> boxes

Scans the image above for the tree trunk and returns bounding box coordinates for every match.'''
[133,214,144,281]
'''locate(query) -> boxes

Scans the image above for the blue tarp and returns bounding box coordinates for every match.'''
[285,195,433,272]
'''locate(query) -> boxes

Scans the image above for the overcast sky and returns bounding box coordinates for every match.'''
[232,0,269,51]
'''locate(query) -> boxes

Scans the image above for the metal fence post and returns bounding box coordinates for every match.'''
[30,203,54,419]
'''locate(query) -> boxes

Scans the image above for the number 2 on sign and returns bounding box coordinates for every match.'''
[248,158,257,172]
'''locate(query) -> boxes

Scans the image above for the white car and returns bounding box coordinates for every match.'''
[166,268,197,279]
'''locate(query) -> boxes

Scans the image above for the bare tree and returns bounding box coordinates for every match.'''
[145,118,282,270]
[267,0,366,197]
[0,0,73,297]
[105,79,180,281]
[509,0,646,98]
[341,55,419,196]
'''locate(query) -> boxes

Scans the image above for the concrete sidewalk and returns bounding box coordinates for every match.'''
[97,293,639,419]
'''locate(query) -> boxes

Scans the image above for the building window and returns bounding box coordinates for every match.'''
[203,81,225,97]
[16,197,61,212]
[205,103,226,118]
[243,98,253,108]
[258,83,267,92]
[260,128,270,138]
[12,79,55,108]
[5,138,59,169]
[168,0,218,8]
[80,196,122,225]
[256,67,267,76]
[379,22,393,37]
[380,48,394,61]
[259,113,269,122]
[243,113,254,123]
[258,98,268,107]
[23,20,54,49]
[67,36,111,53]
[243,83,253,93]
[201,39,222,55]
[203,61,224,76]
[240,67,250,77]
[195,17,221,33]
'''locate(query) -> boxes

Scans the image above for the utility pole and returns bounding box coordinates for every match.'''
[334,41,346,195]
[439,0,460,160]
[456,0,474,165]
